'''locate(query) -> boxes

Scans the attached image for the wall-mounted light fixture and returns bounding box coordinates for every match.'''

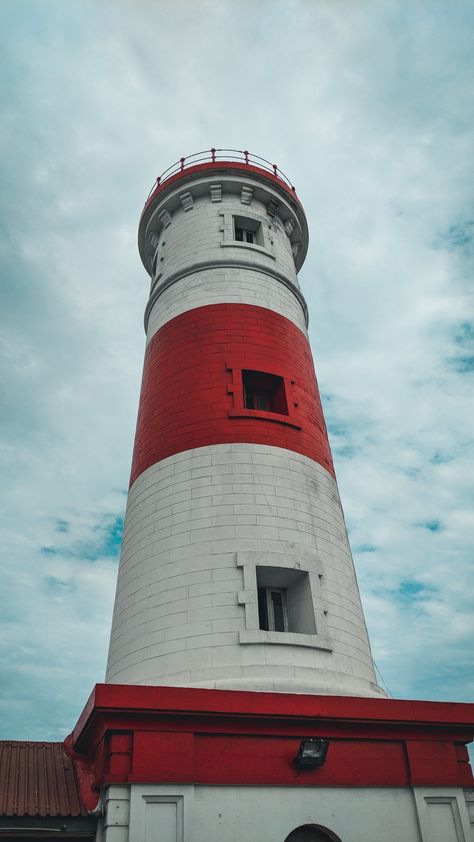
[295,738,329,768]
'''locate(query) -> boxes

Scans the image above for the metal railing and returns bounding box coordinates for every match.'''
[145,148,296,203]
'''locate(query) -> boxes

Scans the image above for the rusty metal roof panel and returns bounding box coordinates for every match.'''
[0,742,89,817]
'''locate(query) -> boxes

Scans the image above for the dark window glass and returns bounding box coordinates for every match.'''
[271,590,285,632]
[235,226,255,244]
[258,587,269,631]
[242,370,288,415]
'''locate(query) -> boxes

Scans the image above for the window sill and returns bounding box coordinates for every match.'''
[239,630,333,651]
[220,241,276,260]
[228,408,301,429]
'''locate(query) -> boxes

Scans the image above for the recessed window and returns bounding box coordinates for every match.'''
[256,567,317,635]
[235,226,255,244]
[258,586,288,632]
[233,215,263,246]
[242,370,288,415]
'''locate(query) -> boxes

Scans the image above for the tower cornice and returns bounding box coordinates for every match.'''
[138,154,309,276]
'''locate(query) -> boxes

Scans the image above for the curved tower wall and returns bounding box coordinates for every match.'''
[106,159,383,698]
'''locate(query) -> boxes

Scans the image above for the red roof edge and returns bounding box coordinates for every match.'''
[75,683,474,735]
[63,735,99,814]
[142,160,303,217]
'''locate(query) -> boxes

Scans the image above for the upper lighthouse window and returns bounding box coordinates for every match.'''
[235,226,255,244]
[242,370,288,415]
[233,215,263,246]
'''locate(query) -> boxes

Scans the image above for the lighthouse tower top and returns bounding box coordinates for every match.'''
[106,147,383,698]
[138,148,309,270]
[139,148,308,270]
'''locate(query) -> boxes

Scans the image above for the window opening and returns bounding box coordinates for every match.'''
[256,567,317,635]
[258,587,288,632]
[242,370,288,415]
[233,215,263,246]
[235,227,255,244]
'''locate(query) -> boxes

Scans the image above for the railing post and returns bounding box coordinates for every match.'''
[156,176,161,187]
[273,164,278,176]
[244,150,249,165]
[180,157,185,171]
[211,148,216,162]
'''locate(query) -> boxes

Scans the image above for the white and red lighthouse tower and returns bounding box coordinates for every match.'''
[70,151,473,842]
[105,150,382,700]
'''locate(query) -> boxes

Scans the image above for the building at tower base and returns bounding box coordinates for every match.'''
[72,683,474,842]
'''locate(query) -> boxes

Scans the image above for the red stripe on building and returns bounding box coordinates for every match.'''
[130,304,334,486]
[71,684,474,789]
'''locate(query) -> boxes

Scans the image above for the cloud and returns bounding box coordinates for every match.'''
[0,0,473,740]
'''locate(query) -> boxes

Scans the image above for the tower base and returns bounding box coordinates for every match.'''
[71,684,474,842]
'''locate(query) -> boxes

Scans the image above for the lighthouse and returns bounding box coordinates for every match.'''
[66,151,473,842]
[105,149,383,700]
[0,150,472,840]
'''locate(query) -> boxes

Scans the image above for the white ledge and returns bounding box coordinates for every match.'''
[239,630,333,650]
[220,241,276,260]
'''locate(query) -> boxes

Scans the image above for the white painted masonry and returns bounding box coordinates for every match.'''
[106,444,381,697]
[139,167,309,342]
[140,171,308,279]
[145,265,308,343]
[97,783,474,842]
[106,160,384,696]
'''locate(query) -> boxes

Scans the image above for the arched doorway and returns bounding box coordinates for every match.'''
[284,824,342,842]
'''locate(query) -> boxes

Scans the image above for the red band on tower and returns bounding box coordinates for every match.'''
[130,304,334,486]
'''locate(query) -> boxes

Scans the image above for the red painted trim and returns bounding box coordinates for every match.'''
[141,161,303,218]
[71,685,474,790]
[130,305,334,486]
[228,408,301,428]
[74,684,474,737]
[62,734,99,812]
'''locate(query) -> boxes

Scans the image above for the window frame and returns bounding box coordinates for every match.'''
[227,361,301,430]
[235,225,256,244]
[237,552,332,650]
[258,585,289,633]
[233,214,263,246]
[242,369,289,416]
[219,210,276,259]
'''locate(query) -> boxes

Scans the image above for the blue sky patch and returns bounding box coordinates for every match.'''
[44,576,77,593]
[397,580,435,601]
[100,514,124,557]
[430,452,454,465]
[40,514,124,563]
[417,519,444,533]
[451,355,474,373]
[438,220,474,254]
[40,545,60,556]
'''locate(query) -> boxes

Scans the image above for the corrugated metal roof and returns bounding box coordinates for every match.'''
[0,742,89,817]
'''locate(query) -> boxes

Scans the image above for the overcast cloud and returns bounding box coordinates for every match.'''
[0,0,473,740]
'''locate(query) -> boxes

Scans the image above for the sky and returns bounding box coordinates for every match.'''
[0,0,473,741]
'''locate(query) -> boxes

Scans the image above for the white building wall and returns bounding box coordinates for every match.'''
[106,444,381,697]
[141,170,308,343]
[149,193,299,288]
[99,783,474,842]
[146,265,307,344]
